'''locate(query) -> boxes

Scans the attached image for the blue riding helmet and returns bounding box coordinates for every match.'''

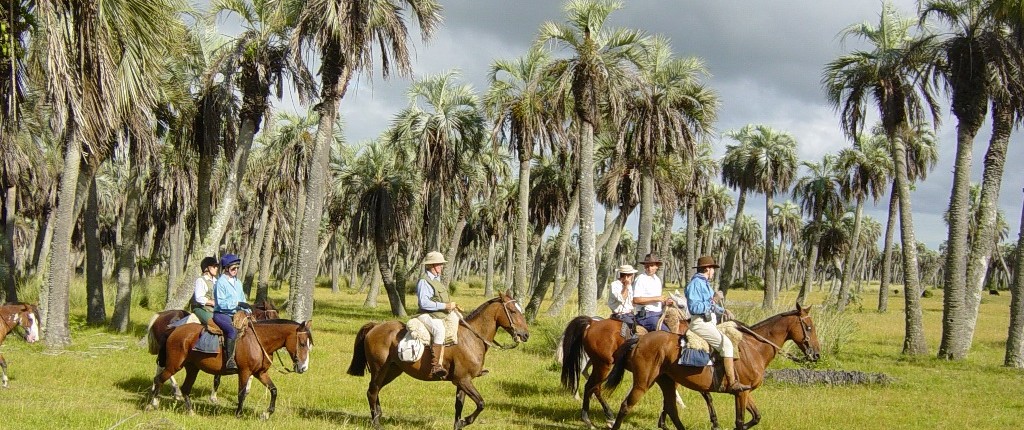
[220,254,241,268]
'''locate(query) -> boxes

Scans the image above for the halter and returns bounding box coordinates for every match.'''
[458,298,524,350]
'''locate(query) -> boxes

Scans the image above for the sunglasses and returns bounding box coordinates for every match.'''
[228,266,240,272]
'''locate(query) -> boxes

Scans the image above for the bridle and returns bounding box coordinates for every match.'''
[735,313,817,363]
[458,298,524,350]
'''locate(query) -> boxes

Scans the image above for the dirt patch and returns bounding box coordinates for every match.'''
[765,369,895,386]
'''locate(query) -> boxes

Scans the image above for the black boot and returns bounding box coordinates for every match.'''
[224,338,237,370]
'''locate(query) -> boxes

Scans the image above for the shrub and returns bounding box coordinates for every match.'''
[730,275,764,291]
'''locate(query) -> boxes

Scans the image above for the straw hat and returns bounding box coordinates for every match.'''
[638,253,663,265]
[617,264,639,275]
[693,255,720,269]
[423,251,448,266]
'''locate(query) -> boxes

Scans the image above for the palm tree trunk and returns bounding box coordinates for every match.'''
[330,233,340,294]
[684,198,696,270]
[84,176,105,325]
[166,210,185,304]
[892,135,927,355]
[636,171,655,260]
[513,155,532,301]
[597,207,629,299]
[243,202,270,296]
[374,239,407,317]
[1004,188,1024,368]
[721,189,747,295]
[288,179,307,307]
[111,161,141,333]
[798,220,820,306]
[363,254,381,307]
[762,195,778,309]
[444,190,473,265]
[485,235,496,297]
[577,121,597,316]
[43,125,82,348]
[2,186,17,302]
[30,197,54,275]
[838,198,864,311]
[879,184,897,312]
[959,102,1013,359]
[165,114,259,310]
[526,188,579,321]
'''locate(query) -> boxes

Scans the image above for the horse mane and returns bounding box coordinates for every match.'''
[254,318,314,345]
[463,296,505,321]
[750,308,802,330]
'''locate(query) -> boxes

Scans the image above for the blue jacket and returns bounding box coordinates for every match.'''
[213,274,247,314]
[685,273,723,317]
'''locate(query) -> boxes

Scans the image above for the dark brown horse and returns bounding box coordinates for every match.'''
[347,291,530,429]
[560,312,689,428]
[145,318,313,419]
[605,304,821,430]
[144,300,280,402]
[0,302,39,388]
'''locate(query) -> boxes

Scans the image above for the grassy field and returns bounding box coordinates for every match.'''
[1,277,1022,429]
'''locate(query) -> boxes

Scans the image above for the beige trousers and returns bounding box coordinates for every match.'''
[689,314,735,358]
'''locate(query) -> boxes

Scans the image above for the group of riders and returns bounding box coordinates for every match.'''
[186,248,747,392]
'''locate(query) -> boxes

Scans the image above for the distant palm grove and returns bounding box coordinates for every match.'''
[1,0,1023,367]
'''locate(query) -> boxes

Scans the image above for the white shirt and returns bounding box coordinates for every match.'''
[193,274,215,306]
[607,280,634,314]
[633,272,663,313]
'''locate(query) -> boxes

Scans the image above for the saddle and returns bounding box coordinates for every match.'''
[193,313,249,354]
[680,321,744,354]
[629,307,686,338]
[202,312,247,336]
[405,314,460,346]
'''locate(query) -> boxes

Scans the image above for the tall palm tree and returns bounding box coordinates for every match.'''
[485,48,558,302]
[824,1,941,355]
[535,0,647,315]
[342,142,418,316]
[289,0,442,323]
[771,200,802,291]
[683,143,720,263]
[696,182,733,259]
[836,132,891,311]
[921,0,1024,360]
[1006,190,1024,368]
[719,134,756,294]
[793,155,844,305]
[723,124,797,308]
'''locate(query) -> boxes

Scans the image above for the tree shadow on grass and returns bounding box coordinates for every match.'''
[496,379,564,397]
[484,400,587,429]
[297,407,430,428]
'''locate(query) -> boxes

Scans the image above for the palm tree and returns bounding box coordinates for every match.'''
[723,124,797,308]
[696,182,733,260]
[485,48,558,303]
[793,155,844,305]
[1006,190,1024,368]
[824,1,941,355]
[536,0,647,316]
[878,122,937,312]
[772,200,802,291]
[342,142,418,316]
[836,132,891,311]
[289,0,442,323]
[683,144,720,263]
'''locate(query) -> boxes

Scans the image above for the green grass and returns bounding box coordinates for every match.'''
[1,278,1023,429]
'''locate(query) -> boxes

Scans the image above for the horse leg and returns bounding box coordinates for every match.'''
[743,392,760,428]
[210,374,220,403]
[732,391,747,430]
[453,378,485,428]
[367,367,399,430]
[656,375,685,430]
[696,391,720,430]
[153,365,182,401]
[1,352,8,388]
[235,370,253,418]
[180,365,200,416]
[580,363,608,428]
[609,382,650,430]
[454,388,467,429]
[146,364,178,410]
[254,372,277,420]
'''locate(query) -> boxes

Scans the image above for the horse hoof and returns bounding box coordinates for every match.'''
[454,419,466,430]
[187,409,195,417]
[209,396,219,404]
[260,411,270,421]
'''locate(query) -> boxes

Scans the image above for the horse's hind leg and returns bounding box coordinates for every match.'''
[210,374,220,403]
[732,391,749,430]
[254,372,277,420]
[367,367,398,430]
[700,391,720,430]
[454,388,467,429]
[180,366,200,415]
[1,352,8,388]
[153,365,182,400]
[146,365,178,410]
[580,363,609,428]
[656,375,685,430]
[742,392,760,428]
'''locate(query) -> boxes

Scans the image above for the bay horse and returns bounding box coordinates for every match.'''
[144,300,280,402]
[560,310,691,428]
[0,302,39,388]
[347,291,530,429]
[604,304,821,430]
[145,317,313,419]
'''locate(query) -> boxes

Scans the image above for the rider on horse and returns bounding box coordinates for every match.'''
[415,251,457,379]
[191,256,219,325]
[607,264,638,335]
[634,254,674,332]
[213,253,251,370]
[685,255,750,393]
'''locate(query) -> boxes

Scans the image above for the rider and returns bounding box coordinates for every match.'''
[607,264,638,332]
[633,253,673,332]
[685,255,750,392]
[213,253,251,370]
[415,251,457,379]
[191,256,218,325]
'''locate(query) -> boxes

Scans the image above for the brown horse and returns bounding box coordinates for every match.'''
[0,302,39,388]
[604,304,821,430]
[145,317,313,419]
[347,291,530,429]
[560,312,690,428]
[144,301,280,402]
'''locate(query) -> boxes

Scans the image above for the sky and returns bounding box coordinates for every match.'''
[269,0,1024,249]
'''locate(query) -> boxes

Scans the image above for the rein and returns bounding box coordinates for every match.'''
[455,300,520,350]
[246,317,276,368]
[734,320,805,363]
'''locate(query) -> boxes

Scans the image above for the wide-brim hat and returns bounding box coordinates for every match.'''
[423,251,448,266]
[617,264,639,275]
[694,255,720,269]
[638,253,663,265]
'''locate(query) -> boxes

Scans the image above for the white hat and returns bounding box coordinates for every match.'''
[423,251,448,266]
[617,264,639,275]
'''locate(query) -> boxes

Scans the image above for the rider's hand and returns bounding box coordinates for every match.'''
[722,309,735,321]
[665,298,675,306]
[446,302,456,311]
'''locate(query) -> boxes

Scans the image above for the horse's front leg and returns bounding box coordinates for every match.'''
[210,374,220,403]
[453,378,485,429]
[656,375,685,430]
[254,372,277,420]
[701,391,720,430]
[1,352,8,388]
[733,391,747,430]
[742,392,760,428]
[235,370,253,417]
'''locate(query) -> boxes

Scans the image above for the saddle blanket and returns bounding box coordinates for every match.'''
[679,321,745,366]
[194,331,222,354]
[168,314,200,329]
[398,313,460,362]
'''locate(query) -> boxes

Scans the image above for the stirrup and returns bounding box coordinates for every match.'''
[429,365,448,379]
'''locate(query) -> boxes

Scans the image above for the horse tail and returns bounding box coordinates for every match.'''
[347,322,376,377]
[604,337,639,393]
[560,316,592,394]
[144,313,161,355]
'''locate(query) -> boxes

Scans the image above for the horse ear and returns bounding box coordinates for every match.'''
[302,320,313,330]
[795,302,803,313]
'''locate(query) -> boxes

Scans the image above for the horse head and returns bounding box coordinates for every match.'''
[497,290,530,344]
[789,303,821,362]
[286,320,314,374]
[6,303,39,343]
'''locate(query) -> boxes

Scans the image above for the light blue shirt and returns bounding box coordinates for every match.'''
[685,273,723,316]
[416,271,446,311]
[214,274,247,313]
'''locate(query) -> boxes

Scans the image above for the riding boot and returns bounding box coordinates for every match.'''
[224,338,238,370]
[428,344,448,379]
[723,357,750,392]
